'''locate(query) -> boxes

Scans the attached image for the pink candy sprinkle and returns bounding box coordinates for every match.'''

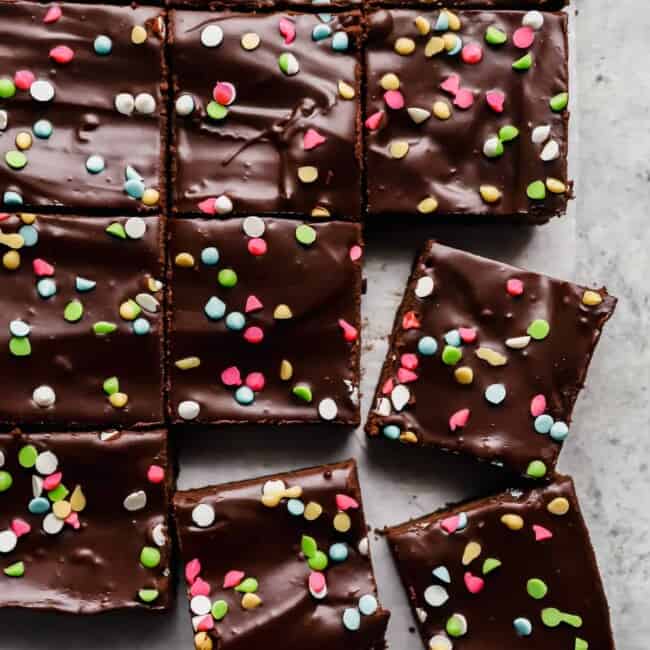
[65,512,80,529]
[248,238,267,256]
[245,295,263,313]
[486,90,505,113]
[365,111,384,131]
[440,74,460,95]
[513,26,535,49]
[530,394,547,417]
[440,515,461,534]
[461,43,483,64]
[244,326,264,344]
[381,378,394,395]
[197,615,214,632]
[190,577,211,597]
[506,278,524,296]
[221,366,242,387]
[533,524,553,542]
[147,465,164,484]
[14,70,35,91]
[464,571,485,594]
[402,311,420,330]
[397,367,418,383]
[453,88,474,109]
[279,17,296,44]
[459,327,477,344]
[43,472,62,491]
[11,518,31,537]
[338,318,358,342]
[400,353,418,370]
[0,213,9,222]
[49,45,74,64]
[335,494,359,511]
[185,559,201,585]
[197,198,216,215]
[43,5,62,23]
[309,571,326,594]
[33,258,54,276]
[223,569,244,589]
[349,245,362,262]
[449,408,470,432]
[245,372,265,392]
[213,82,236,106]
[383,90,404,110]
[303,128,326,151]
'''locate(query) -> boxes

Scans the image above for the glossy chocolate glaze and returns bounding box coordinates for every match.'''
[0,2,166,212]
[366,241,617,476]
[170,11,362,219]
[0,429,172,612]
[365,10,569,221]
[167,218,362,424]
[386,475,615,650]
[173,459,389,650]
[0,214,164,428]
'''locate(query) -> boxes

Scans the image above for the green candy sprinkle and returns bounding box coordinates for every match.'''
[485,26,507,45]
[442,345,462,366]
[234,577,258,593]
[0,78,17,98]
[5,150,27,170]
[48,484,69,502]
[482,558,502,575]
[9,337,31,357]
[292,384,313,403]
[513,53,533,71]
[527,319,550,340]
[446,613,468,638]
[526,460,547,478]
[527,577,548,600]
[308,550,328,571]
[138,588,159,603]
[575,638,589,650]
[106,223,127,239]
[140,546,161,569]
[64,299,84,323]
[550,92,569,112]
[18,444,38,468]
[278,52,299,76]
[527,180,546,201]
[93,321,117,335]
[541,607,583,629]
[295,224,317,246]
[301,534,318,558]
[4,561,25,577]
[0,470,13,492]
[498,125,519,143]
[207,101,228,121]
[218,269,237,288]
[103,376,120,396]
[211,599,228,620]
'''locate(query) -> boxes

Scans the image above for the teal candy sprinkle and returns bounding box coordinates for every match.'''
[3,191,23,205]
[133,318,151,335]
[312,24,332,41]
[417,336,438,356]
[513,617,532,637]
[75,277,96,292]
[444,329,461,347]
[200,246,219,266]
[235,386,254,405]
[125,165,143,181]
[382,425,400,440]
[37,278,57,299]
[86,154,105,174]
[28,497,50,514]
[124,178,145,199]
[550,421,569,441]
[485,383,506,405]
[534,414,554,434]
[33,119,53,139]
[329,543,348,562]
[94,35,113,55]
[358,594,378,616]
[435,12,449,30]
[331,31,349,51]
[18,225,38,247]
[342,608,361,631]
[225,312,245,331]
[9,320,30,337]
[287,499,305,516]
[204,296,226,321]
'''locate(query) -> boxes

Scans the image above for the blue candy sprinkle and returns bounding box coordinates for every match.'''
[235,386,254,405]
[3,191,23,205]
[201,246,220,266]
[28,497,50,515]
[287,499,305,516]
[358,594,378,616]
[444,329,461,347]
[124,178,145,199]
[33,119,53,139]
[513,617,533,637]
[133,317,151,335]
[329,542,348,562]
[225,311,245,331]
[432,565,451,583]
[312,24,332,41]
[331,31,349,51]
[417,336,438,356]
[18,224,38,247]
[342,608,361,631]
[382,424,400,440]
[9,319,30,337]
[485,383,506,405]
[37,278,57,299]
[86,154,105,174]
[75,277,96,292]
[550,421,569,442]
[435,12,449,31]
[94,35,113,55]
[534,414,554,434]
[204,296,226,321]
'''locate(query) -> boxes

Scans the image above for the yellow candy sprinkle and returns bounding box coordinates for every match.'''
[175,252,195,268]
[394,37,416,55]
[273,304,292,319]
[425,36,445,58]
[546,177,567,194]
[284,485,303,499]
[462,541,482,566]
[142,188,160,206]
[53,500,72,520]
[582,290,603,306]
[311,206,330,218]
[119,300,139,321]
[547,497,570,516]
[338,80,355,99]
[194,632,213,650]
[454,366,474,385]
[0,232,24,249]
[298,166,318,183]
[479,185,502,203]
[432,100,451,120]
[475,347,507,367]
[445,10,462,31]
[19,213,36,224]
[148,277,163,292]
[500,514,524,530]
[2,250,20,270]
[176,356,201,370]
[333,512,351,533]
[241,32,260,51]
[414,16,431,35]
[109,392,129,408]
[389,140,409,159]
[131,25,148,44]
[70,485,87,512]
[417,196,439,214]
[400,431,418,444]
[241,593,262,610]
[15,131,32,150]
[280,360,293,381]
[304,501,323,521]
[380,73,400,91]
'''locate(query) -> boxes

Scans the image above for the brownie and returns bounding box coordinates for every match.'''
[167,218,362,424]
[0,2,166,213]
[366,241,617,478]
[168,0,359,9]
[365,9,569,222]
[0,213,164,428]
[0,429,172,612]
[173,459,390,650]
[169,11,362,220]
[385,475,615,650]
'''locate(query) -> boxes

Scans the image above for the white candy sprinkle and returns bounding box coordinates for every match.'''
[99,430,121,442]
[415,276,434,298]
[33,385,56,408]
[214,194,233,215]
[201,25,224,48]
[531,124,551,144]
[391,384,410,412]
[358,536,369,556]
[424,584,449,607]
[0,450,4,468]
[136,293,160,313]
[407,107,431,124]
[32,475,43,497]
[192,503,216,528]
[505,335,531,349]
[152,523,166,547]
[115,92,135,115]
[178,400,200,421]
[483,136,502,158]
[30,80,55,102]
[522,10,544,30]
[9,320,31,337]
[416,607,428,623]
[374,397,391,416]
[242,216,265,238]
[35,451,58,475]
[134,92,156,115]
[190,595,212,616]
[124,490,147,512]
[43,513,65,535]
[318,398,338,421]
[125,216,147,239]
[191,615,207,631]
[0,109,7,130]
[428,634,452,650]
[262,479,286,497]
[0,529,18,553]
[175,94,195,116]
[540,139,560,162]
